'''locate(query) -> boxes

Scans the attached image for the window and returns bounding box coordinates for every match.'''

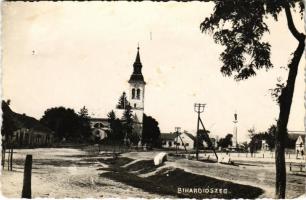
[168,141,172,147]
[136,89,141,99]
[134,103,137,108]
[185,143,189,147]
[132,88,136,99]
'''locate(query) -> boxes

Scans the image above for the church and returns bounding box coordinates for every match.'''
[90,46,146,142]
[128,46,146,140]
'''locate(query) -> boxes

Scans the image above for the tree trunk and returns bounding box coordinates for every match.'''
[275,37,305,198]
[274,2,306,198]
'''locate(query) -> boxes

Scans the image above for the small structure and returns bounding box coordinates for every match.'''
[295,136,305,153]
[261,140,270,151]
[287,131,305,154]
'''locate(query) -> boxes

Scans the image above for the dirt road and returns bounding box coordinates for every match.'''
[1,148,168,198]
[1,148,304,198]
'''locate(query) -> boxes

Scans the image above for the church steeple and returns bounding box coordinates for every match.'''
[129,45,145,84]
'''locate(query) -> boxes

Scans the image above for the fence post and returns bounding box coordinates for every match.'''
[10,147,13,171]
[22,155,32,199]
[7,148,11,171]
[1,147,5,168]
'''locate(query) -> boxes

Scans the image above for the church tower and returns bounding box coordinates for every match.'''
[128,46,146,138]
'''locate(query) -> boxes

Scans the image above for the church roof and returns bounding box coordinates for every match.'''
[129,46,145,84]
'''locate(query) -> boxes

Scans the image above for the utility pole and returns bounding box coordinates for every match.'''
[194,103,205,161]
[175,127,181,155]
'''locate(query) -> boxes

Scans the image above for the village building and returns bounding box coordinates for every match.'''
[160,133,176,148]
[161,130,218,151]
[173,132,196,150]
[2,101,54,148]
[288,131,305,154]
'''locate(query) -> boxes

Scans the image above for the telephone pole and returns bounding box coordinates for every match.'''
[194,103,205,160]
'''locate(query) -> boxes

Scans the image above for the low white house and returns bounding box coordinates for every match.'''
[161,133,177,148]
[173,132,196,150]
[161,132,196,150]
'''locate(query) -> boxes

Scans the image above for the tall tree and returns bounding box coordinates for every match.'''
[107,110,124,142]
[78,106,92,139]
[116,92,129,109]
[122,105,136,144]
[200,1,304,197]
[142,114,161,147]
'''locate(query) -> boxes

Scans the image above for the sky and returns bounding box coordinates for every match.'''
[2,1,305,142]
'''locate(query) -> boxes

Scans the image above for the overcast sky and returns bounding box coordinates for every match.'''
[2,2,305,142]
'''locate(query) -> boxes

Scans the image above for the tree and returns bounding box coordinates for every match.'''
[122,105,136,144]
[78,106,92,139]
[78,106,89,118]
[200,1,304,197]
[107,110,124,143]
[217,134,233,149]
[142,114,161,147]
[40,107,90,141]
[116,92,129,109]
[248,125,276,153]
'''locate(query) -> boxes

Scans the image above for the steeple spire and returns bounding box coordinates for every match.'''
[129,45,145,84]
[135,44,141,63]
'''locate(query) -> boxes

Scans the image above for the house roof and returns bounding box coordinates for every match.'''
[296,136,305,144]
[2,101,53,135]
[184,132,196,141]
[161,132,181,140]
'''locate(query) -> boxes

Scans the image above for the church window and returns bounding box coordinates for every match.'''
[136,89,141,99]
[132,88,135,99]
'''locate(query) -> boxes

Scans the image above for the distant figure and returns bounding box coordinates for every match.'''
[301,150,304,157]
